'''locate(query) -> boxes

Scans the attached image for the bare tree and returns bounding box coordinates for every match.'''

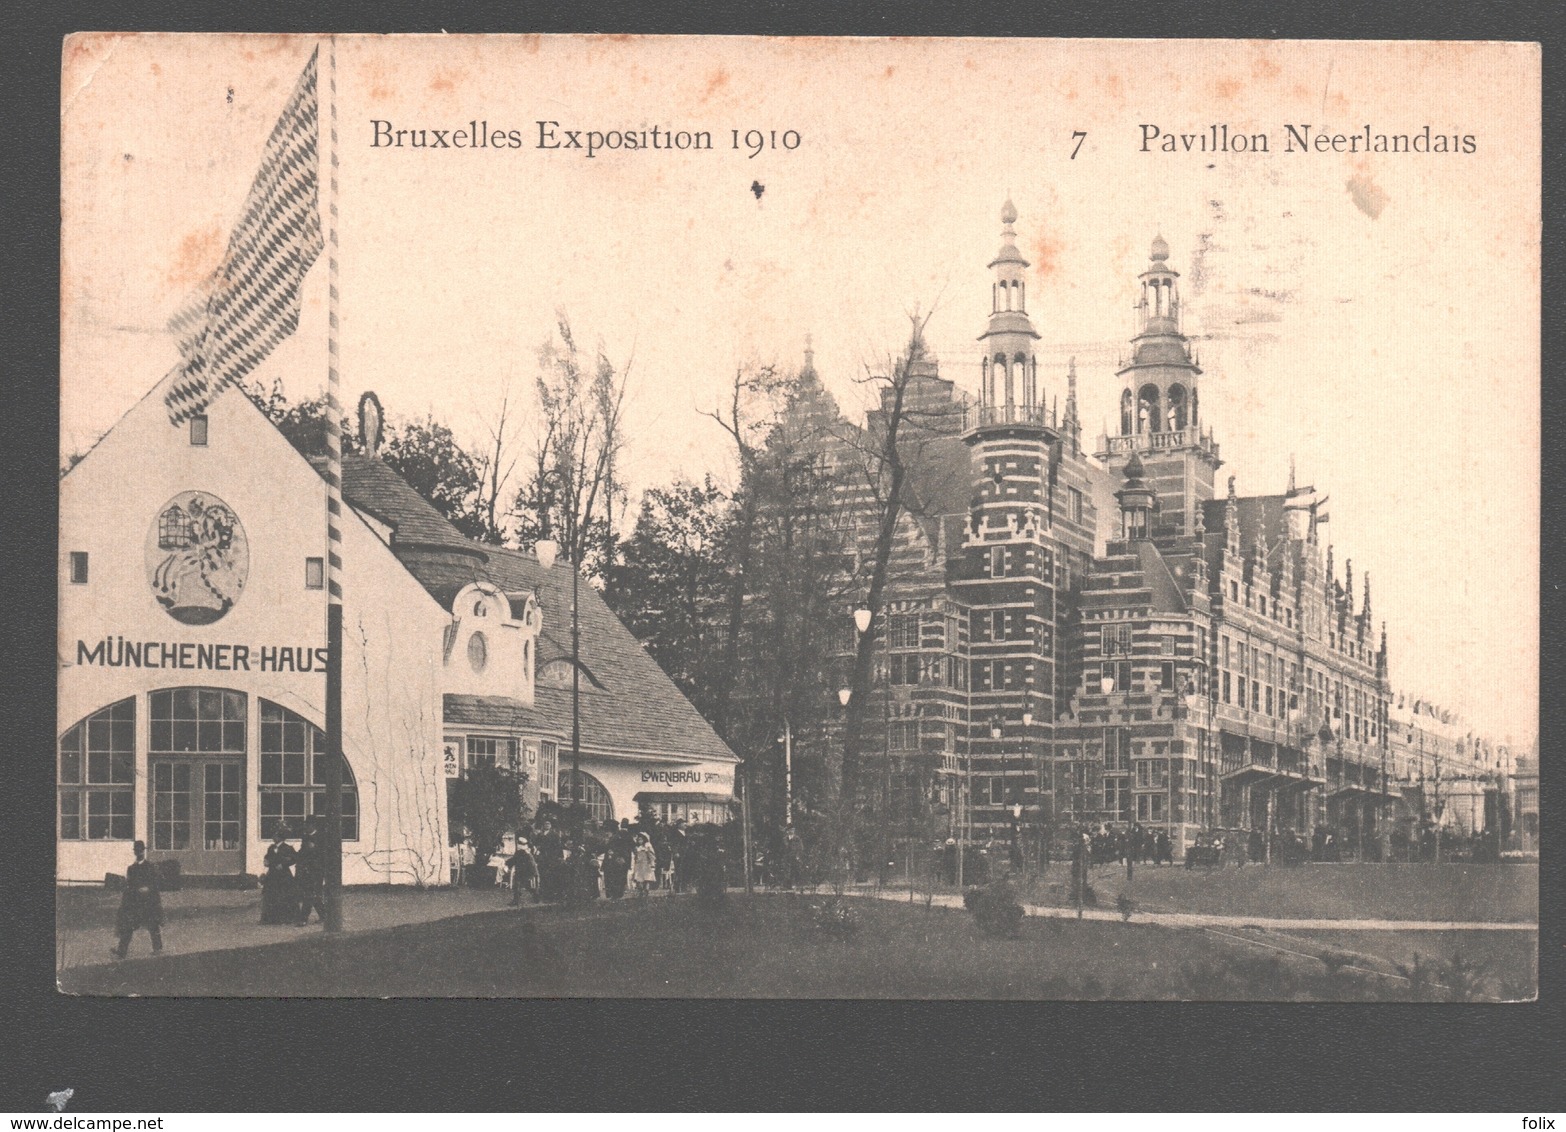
[834,313,939,845]
[513,314,631,576]
[472,383,520,547]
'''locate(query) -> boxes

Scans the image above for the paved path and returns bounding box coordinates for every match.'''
[855,886,1539,932]
[59,880,1536,976]
[56,885,565,971]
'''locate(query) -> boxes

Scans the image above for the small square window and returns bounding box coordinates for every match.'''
[190,415,209,446]
[68,551,89,584]
[305,557,324,590]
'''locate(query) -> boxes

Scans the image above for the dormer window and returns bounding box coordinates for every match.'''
[190,415,208,446]
[467,632,488,673]
[473,599,487,617]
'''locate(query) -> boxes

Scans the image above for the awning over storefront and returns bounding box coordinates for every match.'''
[632,790,735,805]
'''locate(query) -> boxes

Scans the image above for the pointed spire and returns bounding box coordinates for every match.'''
[803,332,816,376]
[1361,572,1372,621]
[1288,454,1297,496]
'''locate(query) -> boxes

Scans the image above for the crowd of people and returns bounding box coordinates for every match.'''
[464,812,732,906]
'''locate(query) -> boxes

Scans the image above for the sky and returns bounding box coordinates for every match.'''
[60,35,1540,742]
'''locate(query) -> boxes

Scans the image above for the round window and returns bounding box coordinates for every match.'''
[467,632,488,672]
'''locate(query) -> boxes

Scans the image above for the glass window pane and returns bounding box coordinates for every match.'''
[173,688,198,719]
[224,691,246,720]
[223,722,245,752]
[198,721,222,752]
[261,751,281,784]
[173,720,197,752]
[59,791,81,839]
[88,750,109,783]
[110,751,134,784]
[150,720,172,752]
[59,748,81,784]
[261,721,280,753]
[284,723,306,754]
[284,751,305,785]
[110,719,134,752]
[150,690,171,720]
[198,689,222,718]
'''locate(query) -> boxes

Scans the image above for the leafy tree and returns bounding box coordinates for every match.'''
[383,415,503,544]
[246,379,359,460]
[446,762,528,862]
[245,380,503,543]
[604,477,734,711]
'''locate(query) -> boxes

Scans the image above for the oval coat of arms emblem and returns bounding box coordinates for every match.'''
[145,491,250,625]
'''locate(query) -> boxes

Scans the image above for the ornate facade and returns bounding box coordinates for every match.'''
[807,201,1415,855]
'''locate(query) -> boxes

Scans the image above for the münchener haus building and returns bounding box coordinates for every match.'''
[798,201,1449,857]
[58,370,737,885]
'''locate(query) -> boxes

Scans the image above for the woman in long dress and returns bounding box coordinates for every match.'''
[260,825,297,924]
[631,832,658,896]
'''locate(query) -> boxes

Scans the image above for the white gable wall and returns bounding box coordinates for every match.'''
[59,377,451,885]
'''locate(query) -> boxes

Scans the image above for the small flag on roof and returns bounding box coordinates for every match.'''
[165,48,324,425]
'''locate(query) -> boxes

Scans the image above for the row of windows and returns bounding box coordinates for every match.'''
[59,693,359,843]
[65,553,326,590]
[1092,660,1191,694]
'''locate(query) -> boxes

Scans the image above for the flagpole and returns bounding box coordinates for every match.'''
[322,36,345,934]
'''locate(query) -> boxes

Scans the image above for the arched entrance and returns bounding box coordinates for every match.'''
[146,687,248,875]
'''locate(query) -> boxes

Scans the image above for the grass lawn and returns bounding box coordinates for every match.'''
[57,892,1533,1000]
[985,861,1537,923]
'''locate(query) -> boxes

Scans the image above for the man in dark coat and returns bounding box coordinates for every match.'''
[295,818,327,926]
[668,819,689,893]
[114,841,163,959]
[604,821,634,899]
[534,821,564,902]
[508,838,539,905]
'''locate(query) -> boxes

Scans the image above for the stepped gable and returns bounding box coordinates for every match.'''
[1200,492,1289,577]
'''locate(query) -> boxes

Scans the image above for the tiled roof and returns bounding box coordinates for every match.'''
[444,694,555,733]
[483,545,738,764]
[326,454,488,558]
[332,455,737,766]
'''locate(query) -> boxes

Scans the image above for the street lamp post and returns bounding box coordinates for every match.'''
[1021,708,1033,871]
[533,537,564,806]
[778,718,793,830]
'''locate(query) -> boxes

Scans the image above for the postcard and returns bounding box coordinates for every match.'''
[58,35,1539,1000]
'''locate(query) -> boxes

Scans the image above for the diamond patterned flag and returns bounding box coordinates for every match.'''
[165,47,324,424]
